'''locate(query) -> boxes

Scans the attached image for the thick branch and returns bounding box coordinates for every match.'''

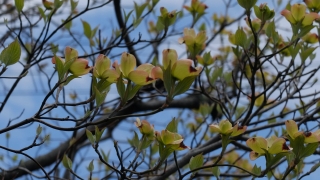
[113,0,141,65]
[0,94,207,179]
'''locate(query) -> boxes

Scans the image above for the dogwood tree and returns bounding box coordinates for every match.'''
[1,0,320,179]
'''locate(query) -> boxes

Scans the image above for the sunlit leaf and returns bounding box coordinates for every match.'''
[15,0,24,12]
[86,129,95,144]
[189,153,203,172]
[166,118,178,133]
[0,39,21,66]
[62,154,73,169]
[82,20,92,39]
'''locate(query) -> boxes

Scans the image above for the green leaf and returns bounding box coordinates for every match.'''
[309,53,316,61]
[298,25,315,38]
[15,0,24,12]
[91,26,99,38]
[36,125,42,135]
[158,15,168,26]
[253,5,262,20]
[173,76,196,97]
[266,21,275,38]
[159,145,175,161]
[81,20,92,39]
[199,23,206,31]
[210,66,223,83]
[202,52,211,65]
[133,18,143,28]
[310,161,320,173]
[63,56,75,75]
[0,39,21,66]
[266,21,279,44]
[51,44,59,54]
[12,154,18,162]
[94,126,101,141]
[234,28,247,48]
[268,117,276,124]
[5,132,10,139]
[94,86,107,107]
[95,126,106,142]
[155,17,165,32]
[237,0,257,11]
[267,152,287,169]
[63,19,72,30]
[166,118,178,133]
[83,110,92,119]
[116,74,125,100]
[96,79,112,92]
[290,134,305,158]
[64,75,78,86]
[54,55,64,81]
[300,47,317,62]
[162,63,174,97]
[232,46,241,58]
[199,103,214,117]
[86,129,96,144]
[62,154,73,169]
[221,135,232,151]
[245,35,254,49]
[252,164,261,176]
[158,142,164,155]
[212,166,220,178]
[167,12,177,26]
[87,160,94,172]
[223,72,233,84]
[189,153,203,171]
[134,2,148,19]
[127,84,141,100]
[38,7,46,21]
[139,136,153,150]
[123,9,134,25]
[128,131,139,148]
[89,39,95,46]
[54,0,63,9]
[300,142,318,158]
[70,0,78,11]
[101,150,110,162]
[288,43,300,60]
[285,148,295,166]
[235,106,246,119]
[44,134,50,142]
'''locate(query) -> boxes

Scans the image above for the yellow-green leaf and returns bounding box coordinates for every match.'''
[62,154,73,169]
[173,76,196,97]
[86,129,95,144]
[70,0,78,11]
[189,153,203,171]
[87,160,94,172]
[0,39,21,66]
[166,118,178,133]
[212,166,220,178]
[15,0,24,12]
[234,28,247,48]
[36,125,42,135]
[81,20,92,39]
[38,7,46,21]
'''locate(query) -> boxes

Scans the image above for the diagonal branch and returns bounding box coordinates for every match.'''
[113,0,142,65]
[0,94,209,179]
